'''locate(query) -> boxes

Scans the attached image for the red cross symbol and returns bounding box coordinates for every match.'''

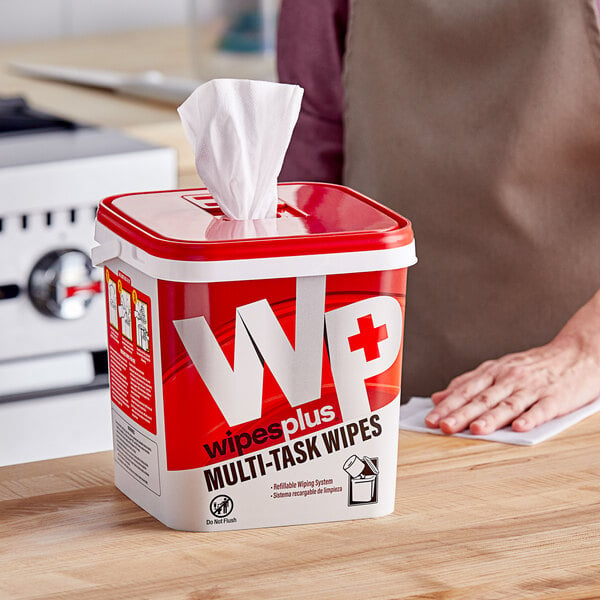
[348,314,388,362]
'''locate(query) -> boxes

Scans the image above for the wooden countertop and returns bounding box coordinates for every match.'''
[2,416,600,600]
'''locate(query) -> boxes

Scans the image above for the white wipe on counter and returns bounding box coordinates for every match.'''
[178,78,304,220]
[400,396,600,445]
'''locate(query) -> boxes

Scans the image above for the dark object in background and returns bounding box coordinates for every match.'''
[219,9,267,53]
[0,96,78,136]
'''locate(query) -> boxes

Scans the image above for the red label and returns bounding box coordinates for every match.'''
[104,267,156,434]
[159,270,407,471]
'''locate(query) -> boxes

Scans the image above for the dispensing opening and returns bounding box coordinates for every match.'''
[183,193,309,220]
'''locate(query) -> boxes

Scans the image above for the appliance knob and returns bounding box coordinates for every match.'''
[28,249,102,320]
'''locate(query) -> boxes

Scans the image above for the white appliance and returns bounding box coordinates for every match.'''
[0,98,177,465]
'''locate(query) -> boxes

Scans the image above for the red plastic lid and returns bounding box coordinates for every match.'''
[96,182,414,262]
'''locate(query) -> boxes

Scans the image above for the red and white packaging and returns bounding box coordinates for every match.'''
[92,182,416,531]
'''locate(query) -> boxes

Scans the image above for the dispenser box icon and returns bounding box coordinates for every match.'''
[92,182,416,531]
[344,455,379,505]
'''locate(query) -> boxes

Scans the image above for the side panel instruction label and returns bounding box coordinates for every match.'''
[105,268,156,434]
[113,411,160,496]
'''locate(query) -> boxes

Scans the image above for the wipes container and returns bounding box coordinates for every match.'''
[92,182,416,531]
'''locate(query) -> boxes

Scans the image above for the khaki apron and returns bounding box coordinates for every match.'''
[343,0,600,399]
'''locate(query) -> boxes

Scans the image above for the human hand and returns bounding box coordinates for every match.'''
[424,290,600,435]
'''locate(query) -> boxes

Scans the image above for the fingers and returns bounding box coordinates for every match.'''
[439,386,517,434]
[426,367,496,428]
[511,396,561,432]
[430,387,596,435]
[430,386,500,432]
[426,386,538,435]
[431,363,495,406]
[429,385,533,434]
[469,390,538,434]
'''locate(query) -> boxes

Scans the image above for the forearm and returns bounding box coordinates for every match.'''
[554,288,600,363]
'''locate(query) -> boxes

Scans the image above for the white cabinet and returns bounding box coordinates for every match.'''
[0,388,112,466]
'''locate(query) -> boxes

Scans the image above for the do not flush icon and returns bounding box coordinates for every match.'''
[343,455,379,506]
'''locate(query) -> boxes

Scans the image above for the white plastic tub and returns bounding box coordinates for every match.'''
[92,182,416,531]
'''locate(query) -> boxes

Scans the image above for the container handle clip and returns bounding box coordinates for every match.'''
[91,240,121,266]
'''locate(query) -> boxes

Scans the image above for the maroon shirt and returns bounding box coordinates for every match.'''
[277,0,348,183]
